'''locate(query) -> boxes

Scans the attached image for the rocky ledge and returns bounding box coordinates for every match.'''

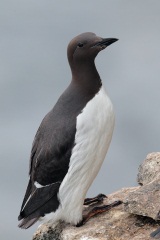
[33,152,160,240]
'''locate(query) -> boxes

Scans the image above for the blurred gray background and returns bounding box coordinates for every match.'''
[1,0,160,239]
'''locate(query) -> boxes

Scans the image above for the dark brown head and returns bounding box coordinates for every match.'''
[67,32,118,72]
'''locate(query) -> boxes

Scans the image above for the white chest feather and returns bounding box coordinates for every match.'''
[57,86,115,224]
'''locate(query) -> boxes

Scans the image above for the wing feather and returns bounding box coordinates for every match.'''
[18,84,92,224]
[19,99,76,220]
[19,182,61,220]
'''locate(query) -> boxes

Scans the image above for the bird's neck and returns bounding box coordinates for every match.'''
[71,60,102,91]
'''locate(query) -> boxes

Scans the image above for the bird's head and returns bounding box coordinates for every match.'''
[67,32,118,69]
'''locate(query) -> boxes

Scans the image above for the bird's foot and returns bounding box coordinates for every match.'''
[77,200,122,227]
[84,193,107,206]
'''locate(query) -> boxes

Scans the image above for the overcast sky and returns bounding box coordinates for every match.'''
[1,1,160,239]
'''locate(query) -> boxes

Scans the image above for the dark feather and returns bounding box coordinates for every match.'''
[19,182,60,220]
[19,178,32,215]
[18,82,99,227]
[18,217,39,229]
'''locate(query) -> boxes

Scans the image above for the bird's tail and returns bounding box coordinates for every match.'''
[18,182,61,229]
[150,227,160,239]
[18,217,39,229]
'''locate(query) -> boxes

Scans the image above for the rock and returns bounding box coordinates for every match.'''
[33,153,160,240]
[124,152,160,220]
[124,179,160,220]
[32,222,65,240]
[137,152,160,185]
[33,188,159,240]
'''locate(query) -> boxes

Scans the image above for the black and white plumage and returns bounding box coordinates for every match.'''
[18,32,118,229]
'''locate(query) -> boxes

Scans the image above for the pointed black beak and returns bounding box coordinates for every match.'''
[94,38,118,48]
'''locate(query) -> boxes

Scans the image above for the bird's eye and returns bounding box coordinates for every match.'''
[77,42,84,48]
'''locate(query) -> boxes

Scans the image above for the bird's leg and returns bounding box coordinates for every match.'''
[84,193,107,205]
[77,200,122,227]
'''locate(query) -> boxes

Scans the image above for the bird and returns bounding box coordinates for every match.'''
[18,32,119,229]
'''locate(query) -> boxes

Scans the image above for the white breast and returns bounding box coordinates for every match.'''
[42,86,115,225]
[58,86,115,224]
